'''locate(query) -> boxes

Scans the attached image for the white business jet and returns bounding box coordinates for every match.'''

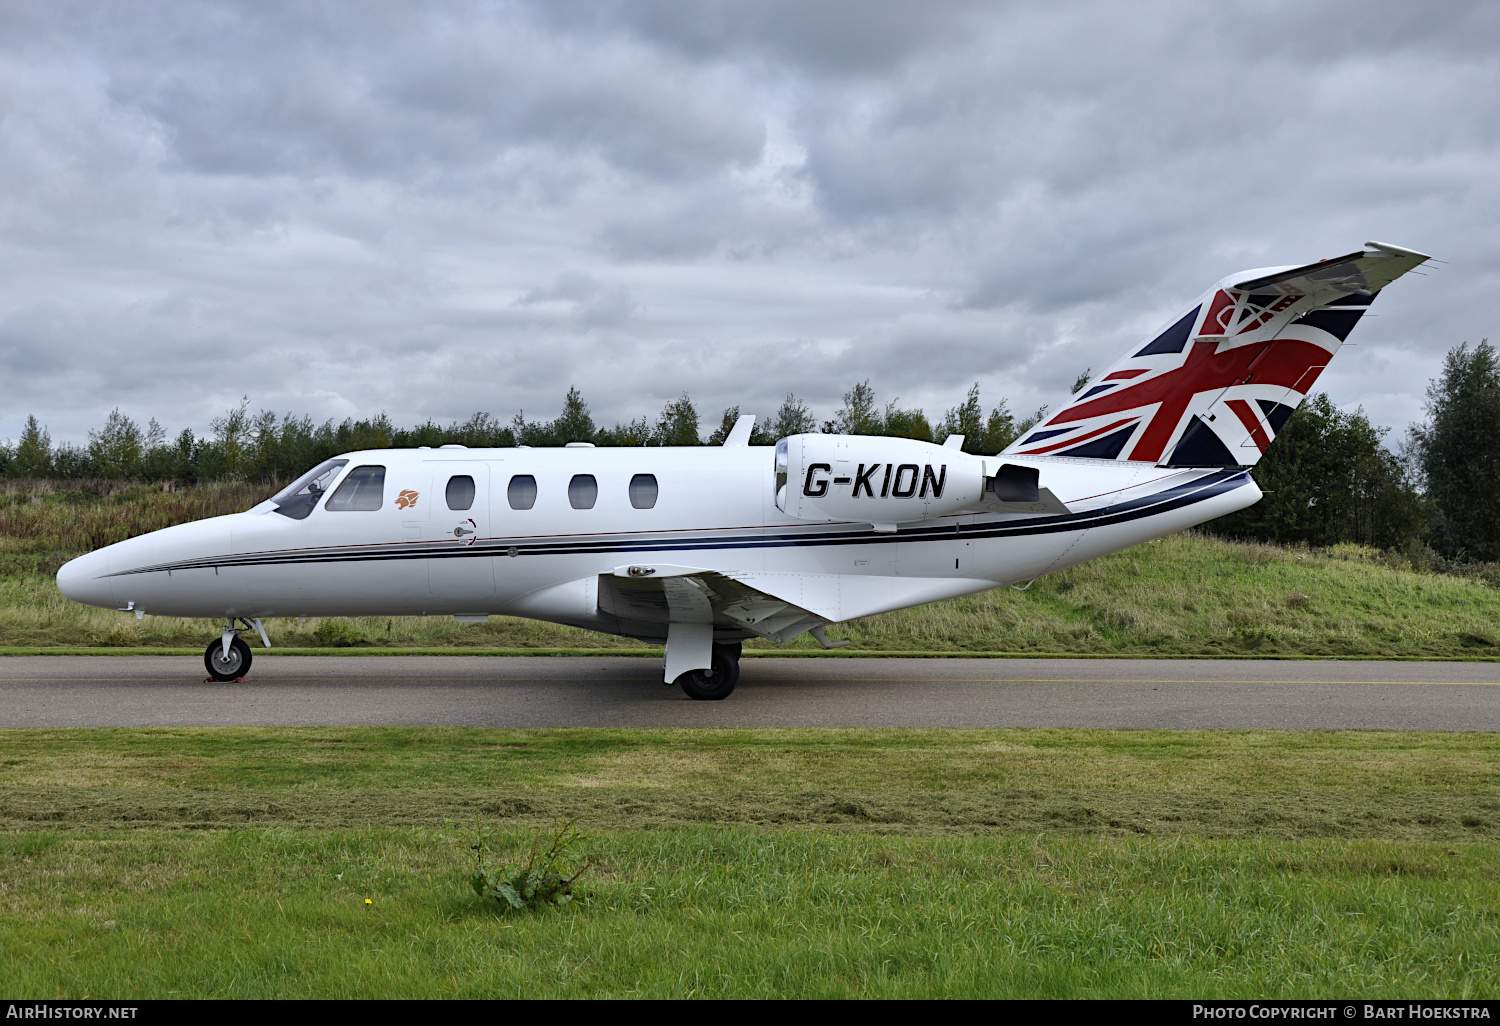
[57,243,1429,698]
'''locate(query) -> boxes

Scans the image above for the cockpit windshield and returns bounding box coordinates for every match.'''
[270,459,349,520]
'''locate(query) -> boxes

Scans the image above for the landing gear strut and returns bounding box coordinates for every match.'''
[677,642,741,701]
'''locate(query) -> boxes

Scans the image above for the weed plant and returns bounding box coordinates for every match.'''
[468,818,595,911]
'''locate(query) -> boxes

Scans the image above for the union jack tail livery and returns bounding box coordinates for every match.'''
[1005,242,1431,467]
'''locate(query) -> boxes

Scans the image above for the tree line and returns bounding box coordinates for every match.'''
[0,381,1045,486]
[3,342,1498,561]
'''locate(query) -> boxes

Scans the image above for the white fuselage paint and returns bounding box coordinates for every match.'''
[55,445,1260,638]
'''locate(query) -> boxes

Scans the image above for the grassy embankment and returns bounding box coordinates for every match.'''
[2,727,1498,997]
[4,478,1500,656]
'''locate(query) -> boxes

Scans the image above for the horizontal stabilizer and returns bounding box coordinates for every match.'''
[1233,242,1430,299]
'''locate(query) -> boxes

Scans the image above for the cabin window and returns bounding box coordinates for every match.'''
[629,474,658,509]
[445,475,476,511]
[507,475,537,510]
[324,465,386,511]
[270,458,349,520]
[568,474,598,509]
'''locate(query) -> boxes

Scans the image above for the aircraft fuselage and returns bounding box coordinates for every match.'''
[56,444,1258,640]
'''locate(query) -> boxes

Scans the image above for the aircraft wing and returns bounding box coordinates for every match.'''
[1233,241,1430,301]
[598,565,829,644]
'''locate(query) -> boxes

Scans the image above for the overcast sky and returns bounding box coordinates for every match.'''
[2,0,1497,447]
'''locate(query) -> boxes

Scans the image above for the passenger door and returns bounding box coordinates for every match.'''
[426,461,495,604]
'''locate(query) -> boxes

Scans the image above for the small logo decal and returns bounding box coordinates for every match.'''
[395,489,420,510]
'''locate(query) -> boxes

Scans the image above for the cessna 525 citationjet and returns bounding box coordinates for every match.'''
[57,242,1429,698]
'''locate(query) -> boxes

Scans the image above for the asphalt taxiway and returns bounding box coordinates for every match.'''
[0,655,1496,729]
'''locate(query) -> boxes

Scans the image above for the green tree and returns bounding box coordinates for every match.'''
[657,393,701,446]
[511,410,550,447]
[881,401,933,441]
[940,384,984,446]
[136,418,180,481]
[985,402,1025,452]
[940,383,1027,453]
[706,407,744,445]
[12,415,52,476]
[199,396,252,479]
[1413,340,1500,560]
[513,387,596,446]
[552,386,596,444]
[769,393,817,438]
[172,429,201,484]
[828,380,882,434]
[595,416,655,446]
[88,409,143,479]
[1212,393,1425,549]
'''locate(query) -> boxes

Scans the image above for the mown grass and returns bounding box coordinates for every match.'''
[2,726,1497,795]
[1,728,1497,997]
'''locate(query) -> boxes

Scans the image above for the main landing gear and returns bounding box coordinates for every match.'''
[204,617,270,682]
[675,641,741,701]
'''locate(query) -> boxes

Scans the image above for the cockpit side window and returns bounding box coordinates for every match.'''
[445,475,476,511]
[270,459,349,520]
[325,465,386,511]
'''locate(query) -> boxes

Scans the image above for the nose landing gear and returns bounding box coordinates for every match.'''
[205,635,253,681]
[203,617,270,682]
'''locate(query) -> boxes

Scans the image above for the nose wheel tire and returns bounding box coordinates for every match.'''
[205,636,253,682]
[676,645,740,701]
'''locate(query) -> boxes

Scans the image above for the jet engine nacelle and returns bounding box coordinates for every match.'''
[775,434,987,530]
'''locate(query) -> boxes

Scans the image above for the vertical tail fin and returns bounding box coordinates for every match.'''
[1004,242,1430,466]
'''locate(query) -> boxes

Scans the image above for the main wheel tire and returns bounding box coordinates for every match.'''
[715,642,742,688]
[204,636,252,682]
[677,646,739,700]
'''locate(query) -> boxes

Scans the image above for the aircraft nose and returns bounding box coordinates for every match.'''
[56,551,115,609]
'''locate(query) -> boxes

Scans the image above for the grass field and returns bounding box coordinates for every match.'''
[7,531,1500,657]
[2,727,1498,997]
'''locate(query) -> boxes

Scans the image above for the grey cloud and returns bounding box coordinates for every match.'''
[63,1,768,184]
[516,272,637,329]
[529,0,994,77]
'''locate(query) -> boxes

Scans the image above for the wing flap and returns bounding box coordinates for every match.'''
[598,565,826,642]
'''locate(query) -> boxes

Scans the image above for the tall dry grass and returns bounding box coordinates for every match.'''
[0,479,271,575]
